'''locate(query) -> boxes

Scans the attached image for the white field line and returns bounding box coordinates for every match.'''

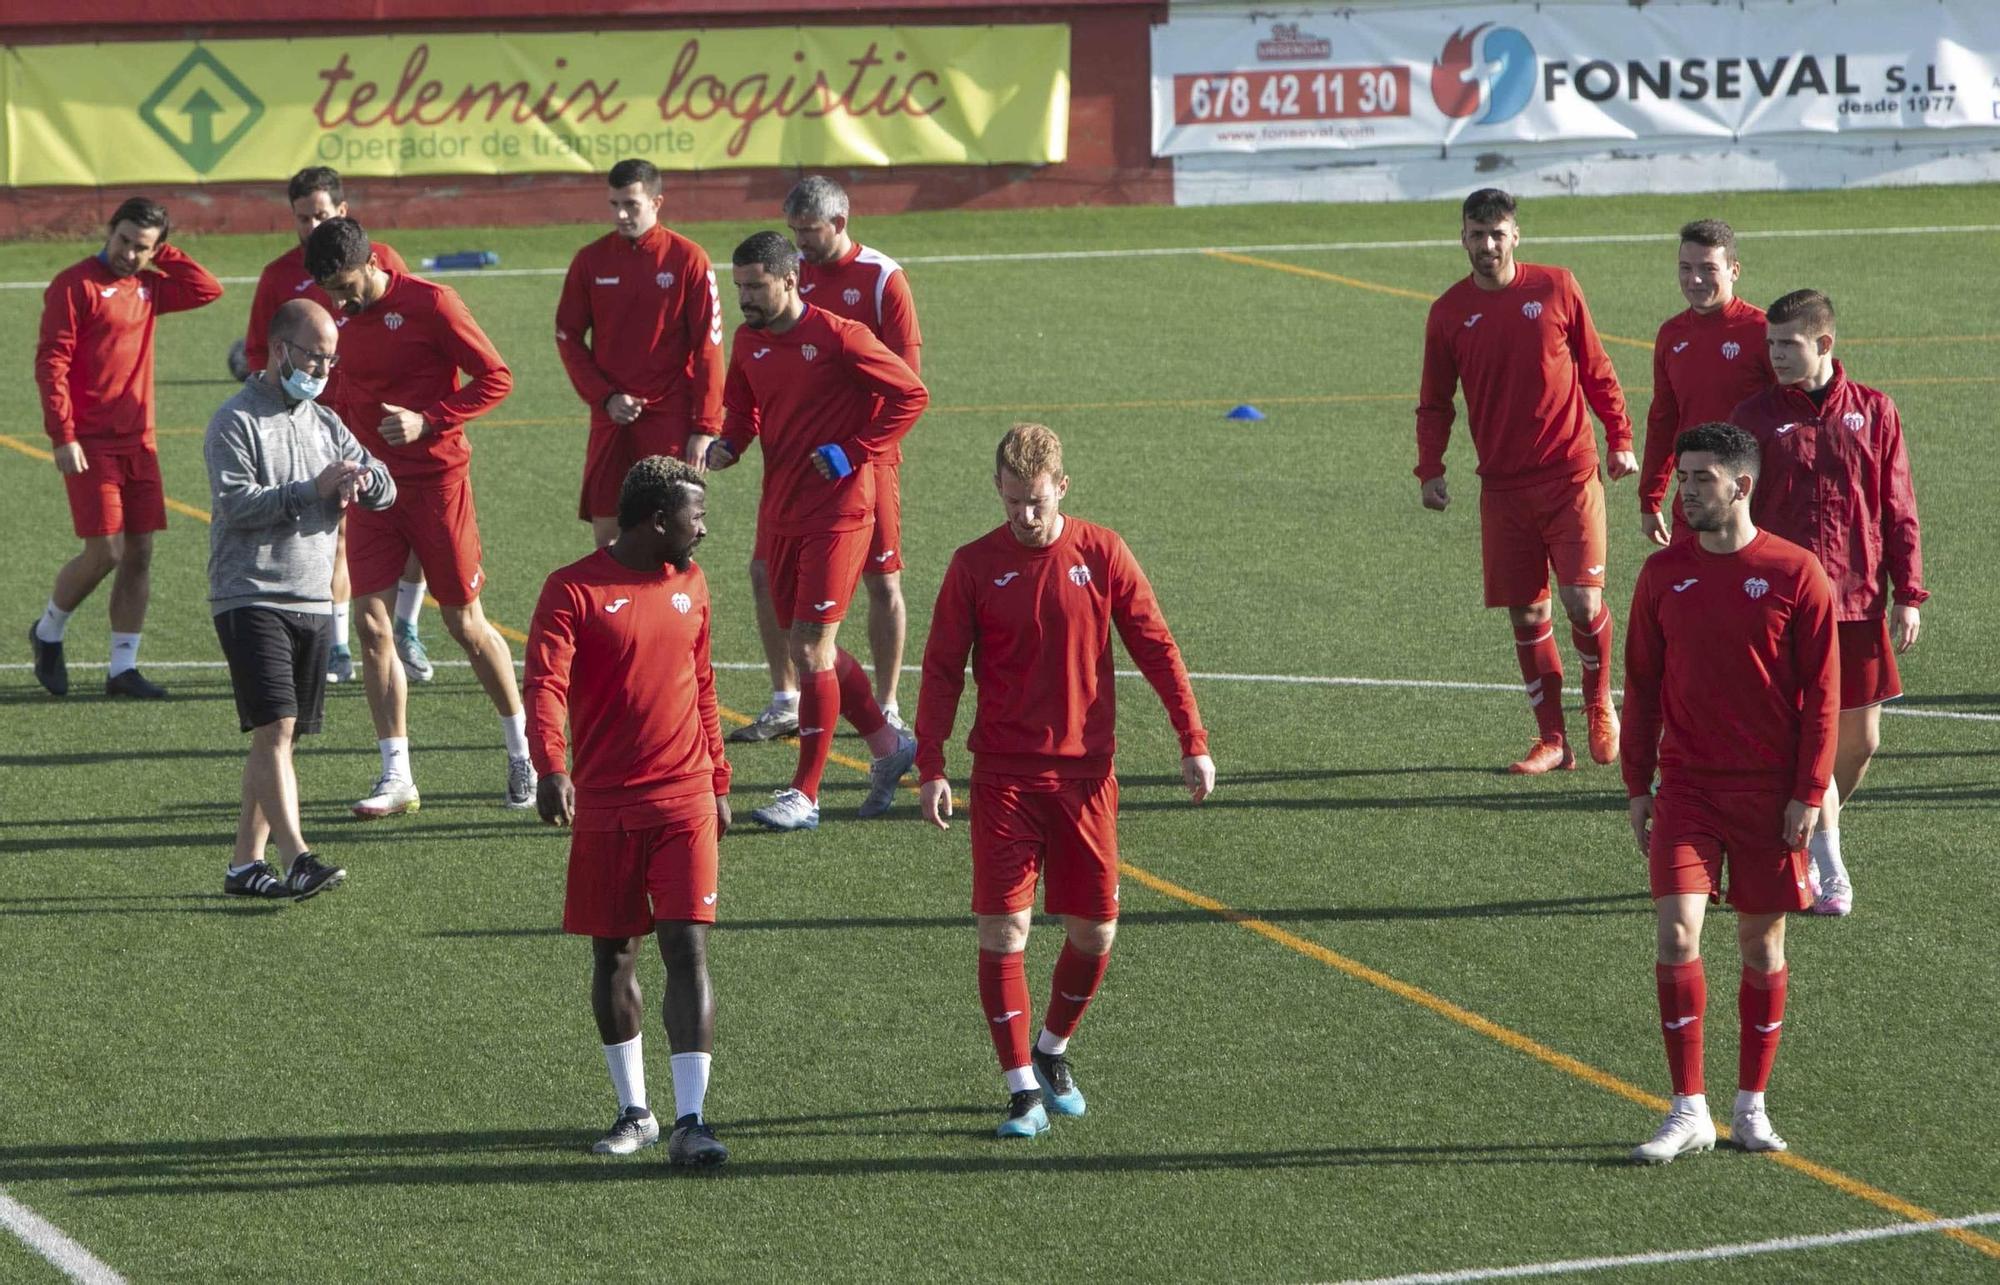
[5,222,2000,289]
[1336,1209,2000,1284]
[3,659,1994,724]
[0,1187,125,1285]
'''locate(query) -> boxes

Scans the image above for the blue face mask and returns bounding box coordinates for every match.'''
[278,346,329,402]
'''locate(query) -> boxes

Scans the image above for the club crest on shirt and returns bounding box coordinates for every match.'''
[1842,411,1867,431]
[800,344,818,362]
[1068,564,1092,586]
[383,312,405,331]
[1743,577,1771,600]
[657,271,675,289]
[1721,341,1741,359]
[137,286,150,302]
[843,287,862,306]
[1520,301,1543,320]
[671,592,692,614]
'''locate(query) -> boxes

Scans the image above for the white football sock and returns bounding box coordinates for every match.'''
[394,579,425,628]
[1735,1089,1765,1116]
[603,1034,646,1112]
[378,736,411,782]
[1672,1092,1710,1117]
[1809,829,1848,885]
[36,600,72,644]
[1036,1028,1069,1057]
[669,1051,711,1123]
[501,712,529,760]
[108,632,141,677]
[1003,1064,1037,1095]
[771,689,799,711]
[332,602,351,649]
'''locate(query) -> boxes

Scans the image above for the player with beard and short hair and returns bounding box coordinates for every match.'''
[555,159,724,549]
[1621,422,1838,1164]
[1416,188,1636,775]
[733,176,927,744]
[703,230,928,833]
[306,216,530,819]
[31,197,223,701]
[526,455,733,1167]
[1637,219,1776,547]
[1729,289,1927,917]
[239,166,425,687]
[916,424,1214,1139]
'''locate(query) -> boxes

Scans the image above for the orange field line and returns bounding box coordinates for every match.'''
[1115,859,2000,1261]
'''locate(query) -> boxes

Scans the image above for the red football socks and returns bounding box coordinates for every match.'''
[789,667,841,800]
[1656,959,1707,1096]
[1041,941,1112,1041]
[1738,965,1788,1094]
[978,948,1032,1072]
[1572,604,1615,708]
[834,647,887,739]
[1514,621,1567,742]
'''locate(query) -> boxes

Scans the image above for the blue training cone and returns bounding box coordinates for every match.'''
[1226,404,1266,421]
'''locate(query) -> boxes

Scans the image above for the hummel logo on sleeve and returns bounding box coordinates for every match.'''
[993,572,1020,586]
[604,597,631,613]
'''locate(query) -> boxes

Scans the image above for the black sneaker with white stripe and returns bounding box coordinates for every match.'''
[223,860,289,899]
[285,852,346,901]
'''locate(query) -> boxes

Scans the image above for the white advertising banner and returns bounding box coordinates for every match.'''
[1152,2,2000,156]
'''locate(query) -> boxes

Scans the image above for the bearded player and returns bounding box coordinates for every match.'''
[917,424,1214,1139]
[1416,188,1635,774]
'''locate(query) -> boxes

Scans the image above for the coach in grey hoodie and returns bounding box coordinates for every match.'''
[204,298,393,902]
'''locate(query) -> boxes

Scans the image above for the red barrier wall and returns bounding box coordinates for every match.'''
[0,1,1167,238]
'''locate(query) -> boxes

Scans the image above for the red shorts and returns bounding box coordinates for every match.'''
[1838,617,1901,710]
[971,774,1120,919]
[347,472,486,605]
[765,526,871,629]
[62,446,166,538]
[563,796,720,937]
[1647,786,1812,914]
[865,463,903,574]
[1478,467,1607,608]
[578,411,690,521]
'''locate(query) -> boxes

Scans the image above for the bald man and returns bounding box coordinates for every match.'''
[204,299,396,900]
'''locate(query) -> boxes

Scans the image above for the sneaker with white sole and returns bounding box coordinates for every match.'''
[223,860,289,899]
[591,1106,660,1156]
[285,851,346,901]
[505,755,537,810]
[354,774,421,819]
[857,731,917,819]
[1732,1104,1789,1153]
[1631,1105,1717,1164]
[1811,875,1853,917]
[750,788,819,831]
[727,705,799,743]
[327,645,355,684]
[394,620,435,684]
[667,1115,729,1167]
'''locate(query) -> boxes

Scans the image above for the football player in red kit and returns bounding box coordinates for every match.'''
[705,231,927,833]
[917,424,1215,1139]
[527,456,733,1168]
[31,197,222,700]
[1416,188,1635,775]
[555,159,724,549]
[1622,422,1838,1163]
[1731,289,1927,917]
[1637,220,1776,546]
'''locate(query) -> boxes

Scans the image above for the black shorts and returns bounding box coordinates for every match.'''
[214,607,332,735]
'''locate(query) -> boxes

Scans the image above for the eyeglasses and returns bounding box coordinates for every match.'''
[281,342,339,369]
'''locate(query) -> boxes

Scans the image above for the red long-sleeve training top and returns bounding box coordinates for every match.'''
[1639,297,1776,520]
[719,304,927,536]
[1620,530,1839,806]
[524,549,731,815]
[1416,263,1631,489]
[243,240,407,374]
[554,225,724,440]
[37,243,223,452]
[323,270,512,483]
[1730,361,1927,622]
[916,517,1208,783]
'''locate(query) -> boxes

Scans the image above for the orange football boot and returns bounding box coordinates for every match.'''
[1585,703,1621,766]
[1509,738,1576,775]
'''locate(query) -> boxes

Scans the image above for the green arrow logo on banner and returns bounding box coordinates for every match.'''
[138,48,265,174]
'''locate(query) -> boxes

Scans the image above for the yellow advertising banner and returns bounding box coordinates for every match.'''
[2,26,1069,185]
